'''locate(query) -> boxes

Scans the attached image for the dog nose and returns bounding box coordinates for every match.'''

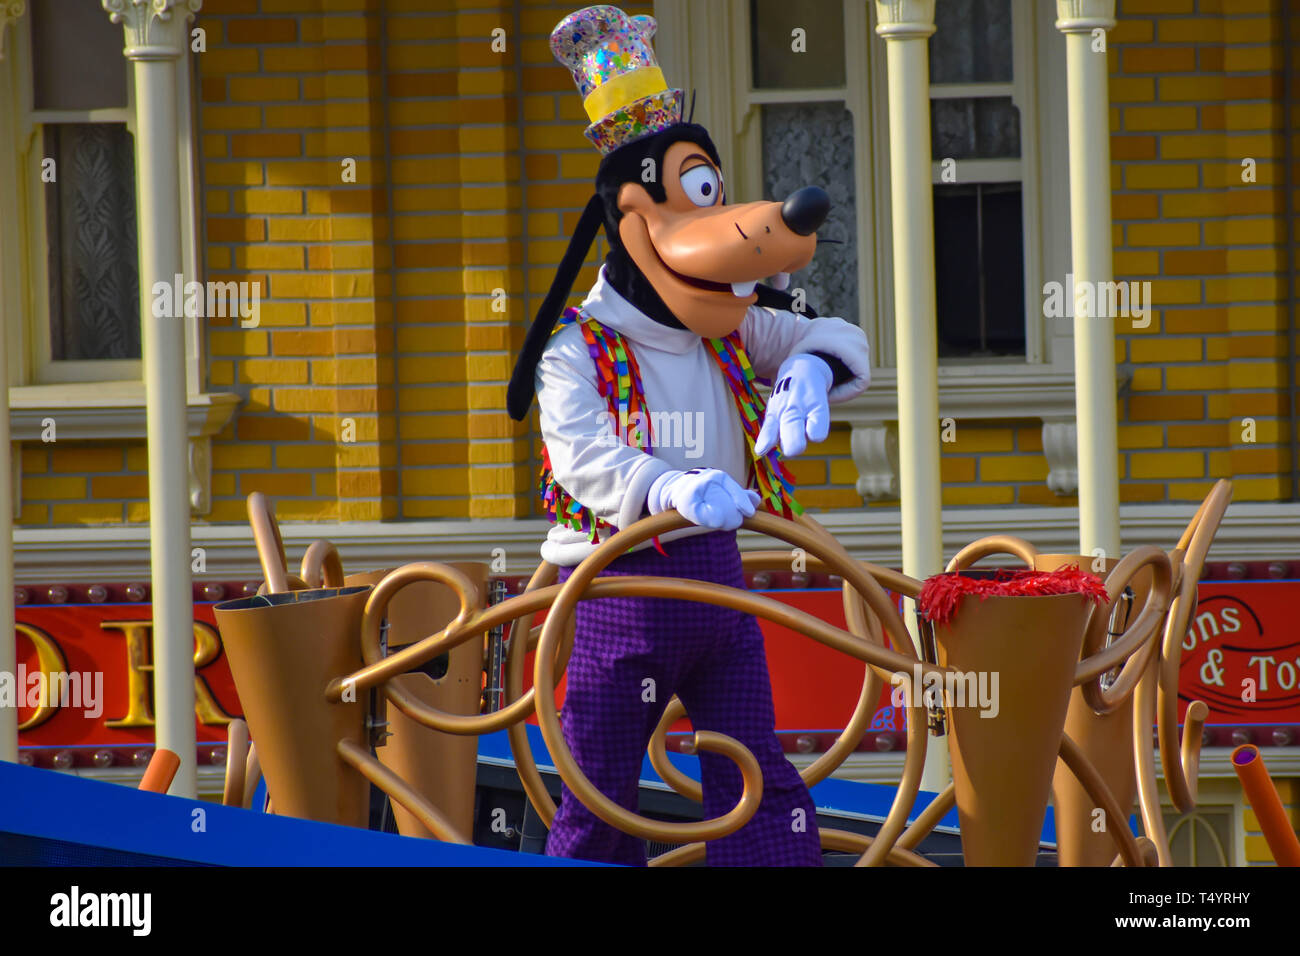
[781,186,830,236]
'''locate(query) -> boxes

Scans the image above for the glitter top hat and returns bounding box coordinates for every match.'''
[550,5,684,154]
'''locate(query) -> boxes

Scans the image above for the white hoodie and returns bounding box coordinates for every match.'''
[535,266,871,566]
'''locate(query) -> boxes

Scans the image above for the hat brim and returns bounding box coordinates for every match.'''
[585,88,684,154]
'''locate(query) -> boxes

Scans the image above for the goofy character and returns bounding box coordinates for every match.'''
[506,5,871,867]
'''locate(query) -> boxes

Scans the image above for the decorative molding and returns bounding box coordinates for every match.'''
[1041,418,1078,497]
[832,368,1129,496]
[8,388,235,518]
[8,385,239,442]
[834,367,1085,424]
[102,0,201,59]
[188,436,210,515]
[873,0,936,39]
[1054,0,1116,33]
[0,1,23,61]
[14,502,1300,582]
[849,423,898,500]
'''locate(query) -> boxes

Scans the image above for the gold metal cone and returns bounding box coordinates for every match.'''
[344,563,487,839]
[214,585,372,827]
[1036,555,1152,866]
[934,587,1095,866]
[1055,692,1136,864]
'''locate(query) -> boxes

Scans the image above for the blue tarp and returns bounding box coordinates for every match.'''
[0,758,599,866]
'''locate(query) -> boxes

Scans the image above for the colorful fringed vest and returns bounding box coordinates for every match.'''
[539,307,802,543]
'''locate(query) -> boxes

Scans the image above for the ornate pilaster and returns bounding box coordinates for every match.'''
[102,0,203,798]
[0,2,24,61]
[189,437,210,515]
[102,0,200,59]
[850,423,900,501]
[1056,0,1120,558]
[873,0,945,791]
[874,0,936,39]
[1055,0,1117,33]
[1042,419,1080,497]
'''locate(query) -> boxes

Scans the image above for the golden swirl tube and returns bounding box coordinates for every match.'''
[223,718,249,808]
[1075,546,1171,713]
[504,561,564,827]
[944,534,1040,573]
[246,491,289,594]
[534,510,942,854]
[336,739,472,845]
[1156,479,1230,813]
[300,539,345,588]
[1058,731,1150,867]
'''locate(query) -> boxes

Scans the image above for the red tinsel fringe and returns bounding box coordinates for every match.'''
[918,566,1110,626]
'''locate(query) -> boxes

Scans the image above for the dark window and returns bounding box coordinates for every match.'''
[930,0,1014,85]
[928,0,1025,359]
[30,3,141,365]
[43,123,141,362]
[933,182,1025,358]
[750,0,845,89]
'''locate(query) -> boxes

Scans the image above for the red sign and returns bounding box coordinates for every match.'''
[12,581,1300,750]
[13,604,240,749]
[1178,583,1300,725]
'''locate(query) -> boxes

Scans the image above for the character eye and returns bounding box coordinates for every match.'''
[680,164,721,207]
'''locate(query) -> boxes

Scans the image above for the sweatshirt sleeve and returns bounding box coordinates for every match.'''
[535,326,673,531]
[739,305,872,403]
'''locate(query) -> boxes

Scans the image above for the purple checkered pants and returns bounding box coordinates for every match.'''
[544,531,823,867]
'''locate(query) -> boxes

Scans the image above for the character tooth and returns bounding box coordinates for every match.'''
[731,281,757,297]
[771,272,790,290]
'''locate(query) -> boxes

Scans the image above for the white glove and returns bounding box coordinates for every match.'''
[647,468,760,531]
[754,353,833,458]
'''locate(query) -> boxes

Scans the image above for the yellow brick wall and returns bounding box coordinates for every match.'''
[1108,0,1290,505]
[197,0,398,523]
[929,0,1292,510]
[1243,777,1299,865]
[12,0,1297,526]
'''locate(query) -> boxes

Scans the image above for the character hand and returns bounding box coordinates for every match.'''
[647,468,760,531]
[754,353,833,458]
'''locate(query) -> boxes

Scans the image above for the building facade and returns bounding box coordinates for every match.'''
[1,0,1297,864]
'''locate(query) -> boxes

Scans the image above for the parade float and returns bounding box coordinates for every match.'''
[2,3,1299,870]
[6,477,1298,868]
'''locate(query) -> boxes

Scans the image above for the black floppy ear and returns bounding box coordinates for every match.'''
[753,283,819,319]
[506,193,605,421]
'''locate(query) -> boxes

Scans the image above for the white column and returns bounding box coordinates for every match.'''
[104,0,201,797]
[0,1,24,764]
[874,0,947,792]
[1056,0,1121,560]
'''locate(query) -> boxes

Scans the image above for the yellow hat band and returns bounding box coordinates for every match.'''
[582,66,667,123]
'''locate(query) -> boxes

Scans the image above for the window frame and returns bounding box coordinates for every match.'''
[654,0,1085,499]
[658,0,1077,384]
[928,2,1040,363]
[727,0,881,349]
[0,11,206,396]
